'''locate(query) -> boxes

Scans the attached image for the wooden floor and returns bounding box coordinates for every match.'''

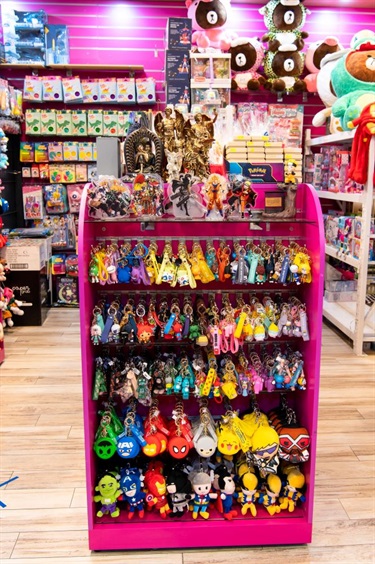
[0,310,374,563]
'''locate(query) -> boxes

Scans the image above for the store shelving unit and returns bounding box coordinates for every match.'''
[78,183,324,550]
[305,130,375,355]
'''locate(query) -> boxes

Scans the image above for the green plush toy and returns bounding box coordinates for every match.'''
[331,37,375,130]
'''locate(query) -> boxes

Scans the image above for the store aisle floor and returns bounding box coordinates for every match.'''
[0,310,374,563]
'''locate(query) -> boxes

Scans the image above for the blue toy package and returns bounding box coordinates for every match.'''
[43,184,68,214]
[2,9,47,64]
[45,24,69,65]
[56,276,78,305]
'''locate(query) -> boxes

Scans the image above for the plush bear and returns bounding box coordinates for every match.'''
[264,50,305,93]
[331,37,375,130]
[312,50,347,134]
[186,0,237,51]
[229,37,265,91]
[304,37,343,93]
[259,0,310,53]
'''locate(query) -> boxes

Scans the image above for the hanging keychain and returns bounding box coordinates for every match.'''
[117,406,147,459]
[192,403,218,458]
[144,241,160,284]
[168,401,193,459]
[94,408,123,460]
[155,241,177,285]
[142,400,170,457]
[92,357,107,400]
[205,240,219,281]
[175,241,197,288]
[90,305,105,344]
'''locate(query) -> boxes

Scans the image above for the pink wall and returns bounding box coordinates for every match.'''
[2,1,374,132]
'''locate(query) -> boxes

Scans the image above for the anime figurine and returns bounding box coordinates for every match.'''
[144,463,171,518]
[249,422,280,476]
[169,174,206,219]
[120,467,146,519]
[94,472,122,518]
[237,465,259,517]
[259,474,282,516]
[269,403,310,464]
[189,471,218,520]
[166,465,192,517]
[165,149,183,182]
[279,468,306,512]
[215,464,238,520]
[205,174,227,218]
[284,159,298,185]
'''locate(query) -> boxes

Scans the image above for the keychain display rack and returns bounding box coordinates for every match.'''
[78,182,324,551]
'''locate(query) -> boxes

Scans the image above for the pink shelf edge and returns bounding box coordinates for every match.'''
[78,183,325,551]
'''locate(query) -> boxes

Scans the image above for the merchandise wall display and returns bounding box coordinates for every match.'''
[78,182,324,550]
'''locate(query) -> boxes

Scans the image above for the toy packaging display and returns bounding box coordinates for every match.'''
[1,8,47,64]
[44,24,69,65]
[22,185,44,220]
[117,78,136,104]
[98,77,117,103]
[42,76,63,102]
[166,51,191,81]
[23,75,43,102]
[82,79,100,104]
[72,110,87,136]
[25,109,42,135]
[62,76,83,103]
[43,184,69,214]
[166,82,191,109]
[56,276,78,305]
[136,78,156,104]
[190,53,231,84]
[34,215,76,250]
[67,184,85,213]
[267,105,304,148]
[166,17,192,50]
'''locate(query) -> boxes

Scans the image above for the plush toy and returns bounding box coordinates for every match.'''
[312,50,347,134]
[2,287,25,327]
[304,37,343,93]
[144,463,171,518]
[259,474,282,516]
[189,470,217,519]
[331,37,375,130]
[259,0,310,53]
[279,468,306,512]
[215,464,238,520]
[166,465,192,517]
[229,37,265,91]
[119,467,146,519]
[350,29,375,49]
[237,465,259,516]
[94,472,122,518]
[186,0,237,51]
[264,50,305,93]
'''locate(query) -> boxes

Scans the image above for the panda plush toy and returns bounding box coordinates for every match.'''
[229,37,265,91]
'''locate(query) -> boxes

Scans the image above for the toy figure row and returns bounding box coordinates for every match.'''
[86,173,260,221]
[93,396,310,471]
[92,345,306,405]
[95,458,306,521]
[90,293,310,349]
[89,238,312,288]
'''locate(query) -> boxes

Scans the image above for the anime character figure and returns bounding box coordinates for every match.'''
[166,465,192,517]
[144,464,171,518]
[269,405,310,464]
[189,471,218,519]
[238,466,259,517]
[94,472,122,518]
[205,173,227,218]
[284,159,298,185]
[120,467,146,519]
[215,464,238,520]
[279,468,306,512]
[259,474,282,516]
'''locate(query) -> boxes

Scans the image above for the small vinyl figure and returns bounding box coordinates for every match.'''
[205,174,227,218]
[284,159,298,185]
[238,466,259,517]
[190,471,218,520]
[144,465,171,519]
[166,465,192,517]
[215,464,238,520]
[259,474,282,516]
[120,467,146,519]
[94,472,122,518]
[279,468,306,513]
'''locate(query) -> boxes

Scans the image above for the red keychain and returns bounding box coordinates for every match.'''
[167,402,194,459]
[142,401,169,457]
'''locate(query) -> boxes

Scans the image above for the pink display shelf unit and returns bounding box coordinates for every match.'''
[78,183,324,551]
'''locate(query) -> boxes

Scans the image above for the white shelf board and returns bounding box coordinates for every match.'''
[317,191,364,204]
[306,130,355,148]
[325,244,360,269]
[323,299,375,342]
